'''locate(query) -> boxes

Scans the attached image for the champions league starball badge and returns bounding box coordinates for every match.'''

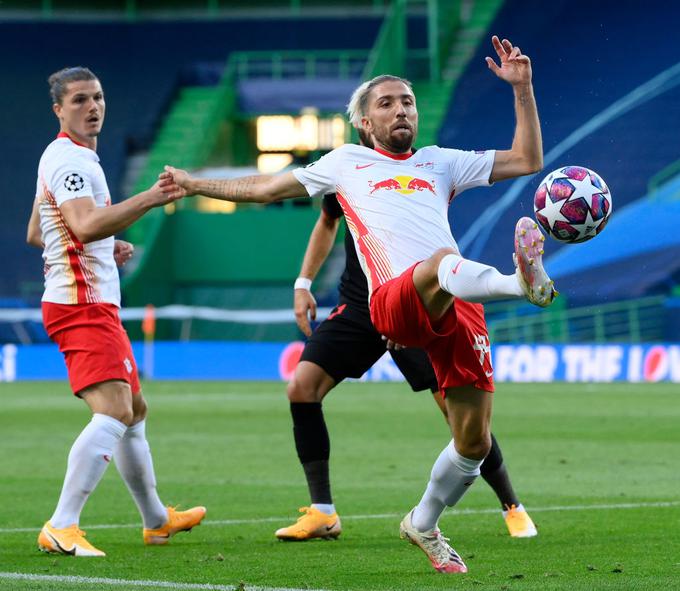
[64,173,85,192]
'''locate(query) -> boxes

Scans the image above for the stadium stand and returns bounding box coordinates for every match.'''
[4,0,680,343]
[2,15,384,302]
[439,0,680,307]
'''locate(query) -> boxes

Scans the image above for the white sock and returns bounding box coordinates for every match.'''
[411,441,483,532]
[114,420,167,529]
[311,503,336,515]
[50,413,127,529]
[437,254,523,303]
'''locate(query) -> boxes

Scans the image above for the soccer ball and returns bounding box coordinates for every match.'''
[533,166,612,243]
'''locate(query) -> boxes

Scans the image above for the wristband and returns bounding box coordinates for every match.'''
[294,277,313,291]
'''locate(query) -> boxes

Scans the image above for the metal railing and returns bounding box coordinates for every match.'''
[226,49,369,80]
[15,0,391,19]
[648,158,680,198]
[486,296,667,344]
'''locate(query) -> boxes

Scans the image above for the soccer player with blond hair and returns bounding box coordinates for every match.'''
[165,36,554,573]
[274,123,537,542]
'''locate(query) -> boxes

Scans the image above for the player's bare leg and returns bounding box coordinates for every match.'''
[276,361,341,540]
[431,393,538,537]
[401,385,491,573]
[400,255,495,572]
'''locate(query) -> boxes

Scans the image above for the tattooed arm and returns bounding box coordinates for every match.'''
[161,167,307,204]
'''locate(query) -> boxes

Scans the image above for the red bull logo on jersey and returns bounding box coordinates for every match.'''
[368,175,436,196]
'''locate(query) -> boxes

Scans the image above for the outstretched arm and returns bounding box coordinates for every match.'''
[59,177,184,244]
[162,167,308,204]
[486,35,543,183]
[294,209,341,336]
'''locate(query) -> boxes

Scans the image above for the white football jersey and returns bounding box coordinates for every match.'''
[293,144,495,295]
[36,133,120,306]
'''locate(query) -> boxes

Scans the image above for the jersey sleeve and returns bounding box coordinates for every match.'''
[441,148,496,194]
[46,151,94,206]
[321,193,343,219]
[292,148,342,198]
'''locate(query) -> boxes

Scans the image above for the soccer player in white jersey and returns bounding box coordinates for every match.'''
[26,67,206,557]
[164,36,555,573]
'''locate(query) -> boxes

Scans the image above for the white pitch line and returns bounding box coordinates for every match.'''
[1,500,678,535]
[0,572,329,591]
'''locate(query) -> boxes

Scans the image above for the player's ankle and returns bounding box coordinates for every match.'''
[311,503,336,515]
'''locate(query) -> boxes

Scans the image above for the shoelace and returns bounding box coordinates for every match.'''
[61,526,87,541]
[296,507,313,522]
[507,512,528,528]
[422,530,462,566]
[504,504,528,526]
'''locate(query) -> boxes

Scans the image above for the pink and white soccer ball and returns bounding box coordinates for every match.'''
[533,166,612,243]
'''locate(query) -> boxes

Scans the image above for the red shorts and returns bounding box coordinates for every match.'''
[42,302,141,395]
[369,263,494,394]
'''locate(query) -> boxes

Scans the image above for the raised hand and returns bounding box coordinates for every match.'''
[485,35,532,87]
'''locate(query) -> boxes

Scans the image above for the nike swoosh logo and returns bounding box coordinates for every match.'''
[328,303,347,320]
[46,530,76,555]
[355,163,375,169]
[325,524,337,531]
[451,260,464,274]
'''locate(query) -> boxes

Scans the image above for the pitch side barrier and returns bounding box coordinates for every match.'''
[1,339,680,384]
[0,305,335,326]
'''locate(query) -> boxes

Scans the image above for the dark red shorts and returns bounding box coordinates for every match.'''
[369,263,494,395]
[42,302,141,395]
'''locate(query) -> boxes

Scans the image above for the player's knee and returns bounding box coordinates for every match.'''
[286,378,318,403]
[415,247,458,292]
[429,247,457,265]
[455,434,491,461]
[107,405,134,426]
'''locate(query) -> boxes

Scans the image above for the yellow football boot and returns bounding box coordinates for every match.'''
[504,504,538,538]
[38,522,105,557]
[275,506,342,541]
[143,506,207,545]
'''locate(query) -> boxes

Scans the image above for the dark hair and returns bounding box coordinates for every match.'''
[48,67,98,104]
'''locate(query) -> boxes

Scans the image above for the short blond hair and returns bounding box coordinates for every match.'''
[346,74,412,129]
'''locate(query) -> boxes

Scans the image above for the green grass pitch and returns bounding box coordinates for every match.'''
[0,380,678,590]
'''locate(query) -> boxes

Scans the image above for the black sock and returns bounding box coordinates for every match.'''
[480,433,520,509]
[290,402,332,505]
